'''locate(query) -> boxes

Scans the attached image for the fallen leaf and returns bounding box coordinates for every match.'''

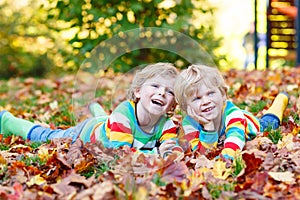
[268,171,295,184]
[211,160,231,180]
[27,174,47,187]
[277,134,294,150]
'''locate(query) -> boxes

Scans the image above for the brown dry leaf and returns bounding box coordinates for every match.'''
[12,169,27,184]
[132,153,160,176]
[242,152,263,176]
[75,181,116,200]
[161,161,189,183]
[250,171,269,193]
[237,190,271,200]
[37,94,52,105]
[51,172,90,197]
[190,155,214,169]
[8,144,32,154]
[244,135,273,151]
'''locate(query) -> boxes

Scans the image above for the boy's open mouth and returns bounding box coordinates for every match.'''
[152,99,164,106]
[202,106,214,112]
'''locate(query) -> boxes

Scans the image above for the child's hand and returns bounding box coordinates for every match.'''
[159,140,176,156]
[187,106,215,131]
[159,140,183,158]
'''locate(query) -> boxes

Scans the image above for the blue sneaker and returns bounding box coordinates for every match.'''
[260,113,280,131]
[260,92,289,131]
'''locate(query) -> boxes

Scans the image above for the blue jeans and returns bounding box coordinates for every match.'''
[27,118,91,143]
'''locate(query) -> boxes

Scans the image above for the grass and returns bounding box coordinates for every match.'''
[267,129,283,144]
[207,182,235,199]
[0,165,9,183]
[152,173,167,186]
[290,110,300,125]
[80,154,119,178]
[80,162,112,179]
[20,155,47,167]
[248,100,267,113]
[27,141,44,149]
[0,143,10,151]
[231,154,245,177]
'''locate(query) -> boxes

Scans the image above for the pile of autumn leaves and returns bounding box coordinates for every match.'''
[0,68,299,200]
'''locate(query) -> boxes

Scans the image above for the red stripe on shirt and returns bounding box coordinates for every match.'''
[90,132,96,143]
[184,131,199,142]
[228,118,246,127]
[110,122,132,134]
[224,142,240,150]
[162,126,177,135]
[197,142,205,153]
[107,119,111,129]
[244,114,260,131]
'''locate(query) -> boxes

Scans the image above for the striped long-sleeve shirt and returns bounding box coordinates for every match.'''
[182,100,259,157]
[81,100,179,153]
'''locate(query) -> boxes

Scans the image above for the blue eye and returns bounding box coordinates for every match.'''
[208,91,215,96]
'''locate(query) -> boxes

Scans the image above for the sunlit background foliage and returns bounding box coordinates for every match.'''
[0,0,228,78]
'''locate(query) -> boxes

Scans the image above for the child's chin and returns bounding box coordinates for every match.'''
[202,114,215,120]
[150,110,165,116]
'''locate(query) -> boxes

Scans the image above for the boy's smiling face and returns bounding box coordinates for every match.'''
[186,83,226,122]
[134,75,176,117]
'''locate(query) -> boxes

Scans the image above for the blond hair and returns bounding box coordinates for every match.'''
[174,64,228,112]
[127,62,178,102]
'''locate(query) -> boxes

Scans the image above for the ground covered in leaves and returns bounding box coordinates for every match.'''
[0,67,299,200]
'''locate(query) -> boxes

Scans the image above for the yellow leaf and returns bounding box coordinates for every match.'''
[181,168,207,196]
[27,174,46,187]
[37,146,50,161]
[212,160,231,180]
[133,186,148,200]
[268,171,295,184]
[277,134,294,150]
[0,154,6,165]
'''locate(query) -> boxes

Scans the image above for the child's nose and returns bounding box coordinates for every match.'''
[158,87,166,95]
[201,95,211,105]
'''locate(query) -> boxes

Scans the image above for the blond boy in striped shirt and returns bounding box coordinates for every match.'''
[174,64,289,160]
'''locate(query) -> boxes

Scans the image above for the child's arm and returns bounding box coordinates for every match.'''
[183,125,219,152]
[158,120,183,157]
[221,105,248,159]
[102,101,136,148]
[182,115,218,153]
[106,116,134,147]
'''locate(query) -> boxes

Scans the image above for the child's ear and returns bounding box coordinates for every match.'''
[221,86,228,100]
[134,88,141,99]
[222,93,227,103]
